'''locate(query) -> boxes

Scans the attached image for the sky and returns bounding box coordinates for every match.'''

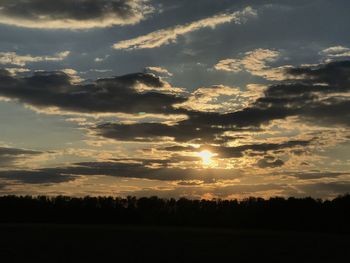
[0,0,349,199]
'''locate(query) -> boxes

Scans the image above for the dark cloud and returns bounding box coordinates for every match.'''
[257,156,285,168]
[0,170,77,184]
[0,146,43,166]
[0,161,242,184]
[287,60,350,88]
[93,60,350,144]
[296,181,350,197]
[209,140,311,158]
[2,60,349,146]
[0,70,186,115]
[110,155,202,167]
[63,161,242,182]
[0,0,151,28]
[0,147,42,156]
[94,109,261,143]
[188,60,350,129]
[162,139,311,159]
[94,121,229,142]
[245,61,350,127]
[286,171,347,180]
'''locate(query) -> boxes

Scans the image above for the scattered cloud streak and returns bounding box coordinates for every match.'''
[113,7,257,50]
[320,46,350,59]
[145,67,173,76]
[0,51,70,67]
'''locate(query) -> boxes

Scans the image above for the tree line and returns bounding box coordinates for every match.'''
[0,195,349,233]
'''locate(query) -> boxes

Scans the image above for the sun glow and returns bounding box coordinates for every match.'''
[197,150,216,166]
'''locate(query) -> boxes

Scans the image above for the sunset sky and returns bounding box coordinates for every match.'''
[0,0,349,199]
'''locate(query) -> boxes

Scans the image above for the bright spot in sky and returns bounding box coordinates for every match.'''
[197,150,216,165]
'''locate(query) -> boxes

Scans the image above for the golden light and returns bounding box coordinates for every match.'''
[197,150,216,166]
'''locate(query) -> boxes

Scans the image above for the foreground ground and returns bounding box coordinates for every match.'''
[0,224,349,263]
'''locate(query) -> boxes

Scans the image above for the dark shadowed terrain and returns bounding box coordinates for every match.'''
[0,195,349,262]
[0,224,349,263]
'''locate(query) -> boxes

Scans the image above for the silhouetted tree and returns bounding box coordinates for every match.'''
[0,194,349,233]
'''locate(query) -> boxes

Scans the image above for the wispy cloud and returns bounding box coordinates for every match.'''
[320,46,350,61]
[0,51,70,66]
[113,7,257,50]
[145,66,173,76]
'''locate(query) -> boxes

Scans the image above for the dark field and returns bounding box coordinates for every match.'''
[0,224,349,263]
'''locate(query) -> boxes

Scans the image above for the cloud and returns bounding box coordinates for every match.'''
[0,170,77,184]
[296,181,350,197]
[92,60,350,144]
[3,67,30,76]
[61,68,84,83]
[162,139,312,159]
[0,51,70,66]
[286,60,350,88]
[212,60,350,128]
[1,60,349,147]
[175,85,242,112]
[0,69,186,115]
[320,46,350,58]
[113,7,257,50]
[0,0,153,29]
[286,171,347,180]
[145,67,173,77]
[257,156,285,168]
[93,121,228,143]
[0,161,242,184]
[0,146,43,167]
[0,147,42,156]
[214,58,243,73]
[214,48,290,80]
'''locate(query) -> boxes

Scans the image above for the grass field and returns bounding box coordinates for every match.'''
[0,224,349,262]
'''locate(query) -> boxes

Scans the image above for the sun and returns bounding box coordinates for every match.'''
[197,150,216,166]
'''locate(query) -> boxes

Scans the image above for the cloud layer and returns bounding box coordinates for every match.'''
[1,59,349,145]
[92,60,350,156]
